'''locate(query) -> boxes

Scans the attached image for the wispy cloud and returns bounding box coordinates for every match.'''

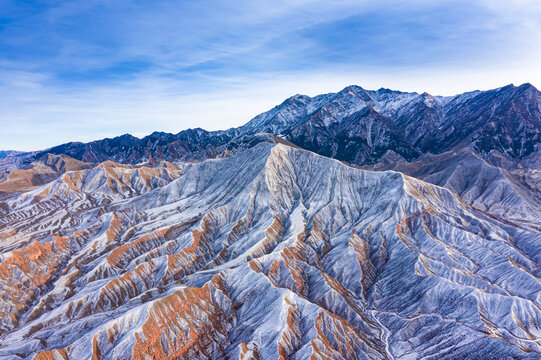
[1,0,540,150]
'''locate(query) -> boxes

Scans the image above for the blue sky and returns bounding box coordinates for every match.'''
[1,0,541,151]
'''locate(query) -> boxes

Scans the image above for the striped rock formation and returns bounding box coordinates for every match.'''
[0,142,540,359]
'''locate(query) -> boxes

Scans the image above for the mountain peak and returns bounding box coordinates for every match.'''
[517,82,539,93]
[343,84,365,92]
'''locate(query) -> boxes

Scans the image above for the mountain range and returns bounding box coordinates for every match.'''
[0,83,540,359]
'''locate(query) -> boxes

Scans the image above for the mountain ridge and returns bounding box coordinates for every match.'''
[2,141,541,359]
[4,82,539,167]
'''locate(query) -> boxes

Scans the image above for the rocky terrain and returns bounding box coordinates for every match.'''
[0,84,540,359]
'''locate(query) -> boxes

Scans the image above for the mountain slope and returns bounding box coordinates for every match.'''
[0,154,93,200]
[0,151,22,159]
[1,142,540,359]
[388,147,541,222]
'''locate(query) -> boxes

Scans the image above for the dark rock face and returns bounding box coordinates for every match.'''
[44,129,239,164]
[469,84,541,159]
[287,107,420,165]
[266,84,541,166]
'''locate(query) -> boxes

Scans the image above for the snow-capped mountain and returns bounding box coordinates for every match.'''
[1,84,540,359]
[246,83,540,165]
[2,142,541,359]
[5,83,540,168]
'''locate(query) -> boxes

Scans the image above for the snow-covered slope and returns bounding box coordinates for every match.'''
[0,154,93,200]
[1,142,541,359]
[383,147,541,222]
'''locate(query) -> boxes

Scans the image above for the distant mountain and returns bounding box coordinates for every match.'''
[6,83,540,169]
[243,83,540,166]
[0,153,92,199]
[42,129,237,164]
[0,150,22,159]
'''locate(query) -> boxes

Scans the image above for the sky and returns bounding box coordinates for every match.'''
[1,0,541,151]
